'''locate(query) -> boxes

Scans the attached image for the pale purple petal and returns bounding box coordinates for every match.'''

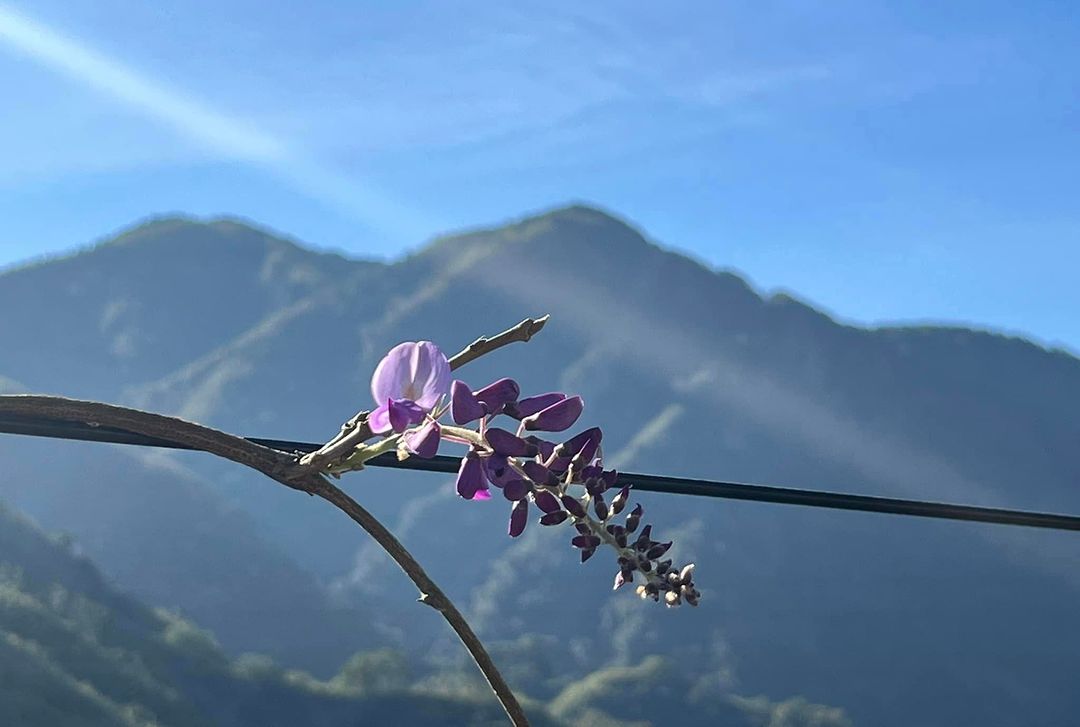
[370,341,450,411]
[368,402,392,434]
[371,342,415,404]
[413,341,451,410]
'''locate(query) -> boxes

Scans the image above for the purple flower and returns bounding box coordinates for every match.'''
[450,380,486,424]
[475,378,520,414]
[369,342,450,434]
[369,398,426,434]
[456,454,489,500]
[522,395,584,432]
[404,420,441,458]
[482,455,517,488]
[484,427,533,457]
[507,392,566,420]
[502,479,532,501]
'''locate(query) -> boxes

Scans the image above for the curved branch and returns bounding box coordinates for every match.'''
[0,396,308,490]
[308,476,530,726]
[0,393,530,724]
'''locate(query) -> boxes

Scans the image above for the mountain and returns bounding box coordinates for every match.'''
[0,497,847,726]
[1,204,1078,726]
[0,497,565,726]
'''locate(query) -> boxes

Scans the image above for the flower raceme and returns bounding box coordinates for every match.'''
[363,341,701,607]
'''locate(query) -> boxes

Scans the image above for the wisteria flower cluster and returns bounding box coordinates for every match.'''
[358,340,701,607]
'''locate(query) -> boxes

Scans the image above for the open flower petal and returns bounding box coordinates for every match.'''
[371,341,451,411]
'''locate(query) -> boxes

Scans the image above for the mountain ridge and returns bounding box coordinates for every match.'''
[1,203,1078,726]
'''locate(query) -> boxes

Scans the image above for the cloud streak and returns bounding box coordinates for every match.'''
[0,3,431,240]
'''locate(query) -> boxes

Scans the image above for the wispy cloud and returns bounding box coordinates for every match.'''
[0,3,431,240]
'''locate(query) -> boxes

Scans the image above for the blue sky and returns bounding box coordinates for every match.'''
[1,1,1077,351]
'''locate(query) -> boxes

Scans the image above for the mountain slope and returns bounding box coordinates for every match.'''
[1,205,1078,726]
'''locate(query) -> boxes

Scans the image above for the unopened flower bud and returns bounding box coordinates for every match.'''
[451,380,486,424]
[646,541,672,560]
[555,427,603,460]
[625,504,643,533]
[508,392,566,420]
[475,378,519,413]
[482,455,515,487]
[508,499,529,537]
[455,453,488,500]
[561,495,587,519]
[571,534,602,549]
[534,490,562,514]
[593,494,609,521]
[522,396,584,432]
[485,427,532,457]
[610,485,631,516]
[580,548,596,563]
[502,479,531,501]
[539,510,569,526]
[523,461,558,486]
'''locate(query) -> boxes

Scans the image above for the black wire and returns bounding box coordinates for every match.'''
[2,415,1079,532]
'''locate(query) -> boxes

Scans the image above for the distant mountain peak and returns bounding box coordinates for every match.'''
[422,202,654,261]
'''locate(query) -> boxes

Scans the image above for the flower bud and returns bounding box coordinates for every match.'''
[571,534,601,549]
[580,548,596,563]
[482,455,515,487]
[610,485,631,516]
[646,541,672,560]
[625,504,643,533]
[561,495,587,519]
[455,454,488,500]
[555,427,603,460]
[475,378,520,414]
[593,494,609,521]
[502,479,531,502]
[534,490,561,514]
[451,380,486,424]
[508,392,566,420]
[539,511,569,526]
[485,427,532,457]
[508,499,529,537]
[522,396,584,432]
[524,436,555,461]
[523,461,558,486]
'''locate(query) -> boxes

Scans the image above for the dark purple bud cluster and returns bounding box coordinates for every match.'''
[434,376,700,607]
